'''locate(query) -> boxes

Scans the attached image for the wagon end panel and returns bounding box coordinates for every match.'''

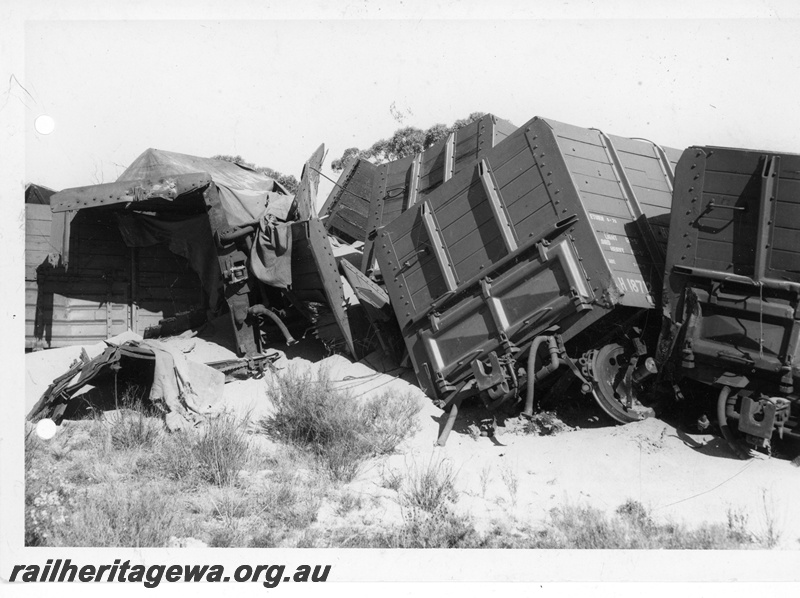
[664,146,800,395]
[548,119,668,310]
[319,158,377,243]
[404,239,596,396]
[361,115,517,274]
[377,120,598,397]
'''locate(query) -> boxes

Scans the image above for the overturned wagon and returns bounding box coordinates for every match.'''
[367,116,680,426]
[659,146,800,451]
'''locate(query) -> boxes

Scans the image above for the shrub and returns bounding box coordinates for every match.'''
[380,467,404,492]
[25,425,41,472]
[521,411,571,436]
[156,431,199,484]
[615,499,654,530]
[105,387,164,451]
[336,491,363,516]
[262,367,421,482]
[193,414,251,487]
[361,393,421,454]
[401,456,458,513]
[534,501,763,549]
[63,484,180,547]
[390,504,478,548]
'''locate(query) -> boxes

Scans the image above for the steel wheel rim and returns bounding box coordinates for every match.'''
[591,343,652,424]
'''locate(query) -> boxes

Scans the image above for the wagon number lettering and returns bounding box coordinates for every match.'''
[590,213,619,224]
[617,277,650,295]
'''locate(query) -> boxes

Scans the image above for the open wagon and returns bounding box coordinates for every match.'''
[660,146,800,453]
[371,116,681,428]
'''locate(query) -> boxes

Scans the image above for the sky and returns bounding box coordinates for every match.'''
[15,3,800,205]
[5,0,800,590]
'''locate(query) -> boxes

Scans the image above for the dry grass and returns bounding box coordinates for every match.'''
[25,370,778,550]
[261,366,420,482]
[105,386,163,451]
[192,414,251,486]
[499,464,519,508]
[64,484,182,547]
[24,397,325,548]
[498,500,767,549]
[401,456,458,512]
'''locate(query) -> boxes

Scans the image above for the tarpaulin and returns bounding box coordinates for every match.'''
[27,337,225,431]
[117,148,291,227]
[118,148,284,194]
[115,212,223,312]
[143,339,225,432]
[249,194,298,289]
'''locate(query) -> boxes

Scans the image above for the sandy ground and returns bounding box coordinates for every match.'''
[25,334,800,549]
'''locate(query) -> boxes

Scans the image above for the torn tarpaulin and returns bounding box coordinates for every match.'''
[248,193,298,289]
[145,339,224,431]
[27,340,225,431]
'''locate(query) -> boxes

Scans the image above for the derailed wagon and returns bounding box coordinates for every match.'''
[356,116,681,431]
[659,146,800,453]
[43,146,372,361]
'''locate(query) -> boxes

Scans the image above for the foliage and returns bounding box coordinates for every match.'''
[66,484,181,547]
[105,387,163,451]
[520,410,573,436]
[261,366,420,482]
[330,111,486,171]
[25,410,776,549]
[211,154,299,194]
[192,414,252,487]
[401,456,458,512]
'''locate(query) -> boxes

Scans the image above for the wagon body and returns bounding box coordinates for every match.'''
[661,146,800,444]
[375,116,679,420]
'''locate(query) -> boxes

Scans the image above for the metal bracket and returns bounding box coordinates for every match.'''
[224,257,248,284]
[434,371,456,394]
[562,353,592,394]
[471,351,507,391]
[428,311,441,333]
[738,396,777,440]
[708,281,721,305]
[536,240,550,263]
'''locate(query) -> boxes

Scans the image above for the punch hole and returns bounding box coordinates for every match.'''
[34,115,55,135]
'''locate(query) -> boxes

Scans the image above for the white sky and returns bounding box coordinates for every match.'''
[4,0,800,590]
[14,2,800,200]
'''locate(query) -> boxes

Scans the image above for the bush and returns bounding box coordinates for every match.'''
[105,387,164,451]
[402,456,458,512]
[262,367,420,482]
[25,425,41,472]
[534,501,763,549]
[521,410,571,436]
[389,504,478,548]
[192,414,251,487]
[157,431,200,484]
[56,484,180,547]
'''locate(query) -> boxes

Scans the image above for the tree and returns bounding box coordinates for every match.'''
[330,112,486,172]
[211,154,299,194]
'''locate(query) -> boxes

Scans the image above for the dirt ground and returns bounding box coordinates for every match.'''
[25,334,800,549]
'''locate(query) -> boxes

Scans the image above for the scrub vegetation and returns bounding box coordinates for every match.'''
[25,378,779,549]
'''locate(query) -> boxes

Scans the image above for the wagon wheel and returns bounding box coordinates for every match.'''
[589,343,655,424]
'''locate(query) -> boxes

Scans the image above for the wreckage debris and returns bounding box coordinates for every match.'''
[322,116,800,456]
[28,113,800,458]
[28,337,281,431]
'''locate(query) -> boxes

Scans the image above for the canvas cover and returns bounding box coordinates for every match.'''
[115,212,224,311]
[117,148,290,227]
